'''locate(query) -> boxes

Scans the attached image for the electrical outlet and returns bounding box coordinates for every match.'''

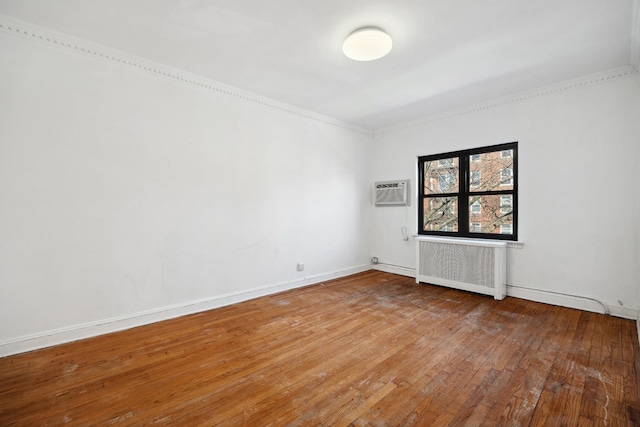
[297,262,304,271]
[372,257,379,264]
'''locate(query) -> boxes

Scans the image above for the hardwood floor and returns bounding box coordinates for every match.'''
[1,270,639,426]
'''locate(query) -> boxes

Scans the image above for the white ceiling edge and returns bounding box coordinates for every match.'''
[0,14,372,136]
[373,65,638,136]
[632,0,640,70]
[1,10,638,137]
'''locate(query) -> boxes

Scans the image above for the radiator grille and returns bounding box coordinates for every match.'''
[419,241,495,288]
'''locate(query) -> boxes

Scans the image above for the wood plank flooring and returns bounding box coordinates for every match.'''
[1,270,639,426]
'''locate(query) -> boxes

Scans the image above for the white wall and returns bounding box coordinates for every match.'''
[0,30,372,355]
[371,70,640,316]
[1,21,638,357]
[635,73,640,326]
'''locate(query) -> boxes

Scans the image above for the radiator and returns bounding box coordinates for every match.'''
[415,237,507,300]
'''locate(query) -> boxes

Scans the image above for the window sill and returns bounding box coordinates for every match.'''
[413,234,524,249]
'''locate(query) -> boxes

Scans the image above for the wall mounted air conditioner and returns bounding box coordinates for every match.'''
[375,180,410,206]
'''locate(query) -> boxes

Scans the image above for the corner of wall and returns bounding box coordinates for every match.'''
[637,310,640,346]
[632,0,640,71]
[0,264,373,358]
[372,264,416,279]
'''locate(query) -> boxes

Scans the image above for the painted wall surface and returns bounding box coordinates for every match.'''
[371,72,640,312]
[0,32,372,345]
[635,74,640,319]
[1,21,638,355]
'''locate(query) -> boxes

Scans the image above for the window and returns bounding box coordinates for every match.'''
[418,142,518,240]
[501,168,513,186]
[500,196,512,214]
[438,158,454,167]
[438,173,454,191]
[470,170,481,187]
[500,224,513,234]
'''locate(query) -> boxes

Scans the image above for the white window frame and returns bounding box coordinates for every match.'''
[500,223,513,234]
[470,200,481,214]
[438,158,454,167]
[500,196,512,214]
[470,170,481,188]
[500,168,513,186]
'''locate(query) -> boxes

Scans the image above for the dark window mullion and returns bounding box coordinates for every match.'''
[425,192,459,198]
[469,190,515,197]
[458,155,469,235]
[418,160,425,232]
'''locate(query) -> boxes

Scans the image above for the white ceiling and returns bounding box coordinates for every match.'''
[0,0,637,129]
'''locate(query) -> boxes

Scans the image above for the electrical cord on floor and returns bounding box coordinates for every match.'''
[507,284,610,315]
[376,262,413,270]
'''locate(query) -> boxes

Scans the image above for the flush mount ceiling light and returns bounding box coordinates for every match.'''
[343,27,392,61]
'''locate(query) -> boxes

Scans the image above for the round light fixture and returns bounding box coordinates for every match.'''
[343,27,392,61]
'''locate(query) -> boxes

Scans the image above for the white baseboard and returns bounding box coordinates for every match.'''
[372,263,416,278]
[608,305,640,320]
[378,268,639,321]
[637,311,640,346]
[371,265,638,320]
[0,264,372,358]
[506,286,638,320]
[3,266,635,357]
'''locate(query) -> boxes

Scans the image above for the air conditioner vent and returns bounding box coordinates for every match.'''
[375,180,410,206]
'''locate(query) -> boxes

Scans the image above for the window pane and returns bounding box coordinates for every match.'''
[424,197,458,232]
[470,170,481,187]
[468,195,514,234]
[500,168,513,187]
[469,150,514,192]
[423,158,459,194]
[500,224,513,234]
[470,200,481,214]
[500,195,513,214]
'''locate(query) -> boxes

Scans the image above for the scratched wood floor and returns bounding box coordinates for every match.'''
[1,271,639,426]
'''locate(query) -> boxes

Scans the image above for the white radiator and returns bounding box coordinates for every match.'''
[415,237,507,300]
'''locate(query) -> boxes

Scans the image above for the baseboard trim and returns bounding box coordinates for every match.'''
[506,285,638,320]
[372,265,638,320]
[372,263,416,278]
[3,267,635,357]
[637,311,640,346]
[0,264,372,358]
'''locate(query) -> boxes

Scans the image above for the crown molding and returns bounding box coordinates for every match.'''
[0,15,372,136]
[373,65,638,136]
[632,0,640,70]
[2,13,636,138]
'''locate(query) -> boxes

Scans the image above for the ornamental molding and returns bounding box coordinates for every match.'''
[0,15,371,136]
[1,14,637,137]
[373,65,638,136]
